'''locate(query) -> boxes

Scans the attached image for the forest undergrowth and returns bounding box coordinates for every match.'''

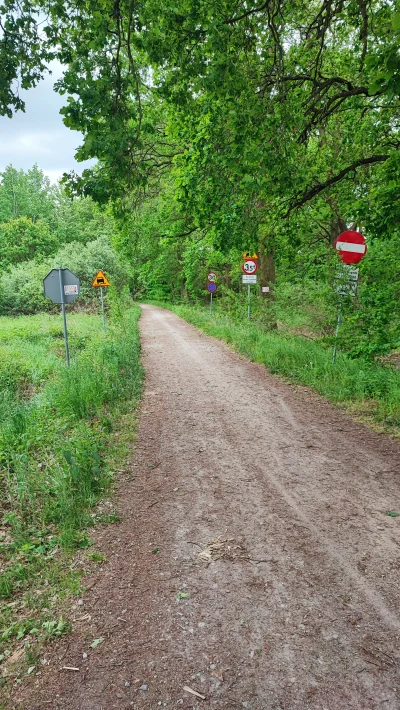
[0,304,142,681]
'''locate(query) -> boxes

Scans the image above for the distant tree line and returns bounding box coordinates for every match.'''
[0,165,131,313]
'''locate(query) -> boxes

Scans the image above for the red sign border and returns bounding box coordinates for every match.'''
[242,259,258,274]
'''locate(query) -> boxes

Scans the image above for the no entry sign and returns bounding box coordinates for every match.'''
[335,231,367,265]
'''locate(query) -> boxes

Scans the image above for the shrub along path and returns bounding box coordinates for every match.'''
[12,304,400,710]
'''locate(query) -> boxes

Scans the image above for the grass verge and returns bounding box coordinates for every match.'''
[146,302,400,433]
[0,306,142,682]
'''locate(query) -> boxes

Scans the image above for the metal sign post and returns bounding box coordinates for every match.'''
[92,270,110,332]
[332,232,367,364]
[207,280,217,312]
[332,266,359,364]
[58,267,70,366]
[241,253,258,321]
[43,267,80,366]
[242,274,257,319]
[332,304,343,364]
[100,287,106,332]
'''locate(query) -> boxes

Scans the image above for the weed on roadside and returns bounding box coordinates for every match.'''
[0,306,143,675]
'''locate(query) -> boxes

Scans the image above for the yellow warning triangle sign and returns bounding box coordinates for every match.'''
[92,270,110,287]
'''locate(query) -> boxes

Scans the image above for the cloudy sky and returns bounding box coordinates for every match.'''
[0,61,96,183]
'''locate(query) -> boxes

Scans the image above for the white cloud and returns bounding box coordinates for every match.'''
[0,61,96,183]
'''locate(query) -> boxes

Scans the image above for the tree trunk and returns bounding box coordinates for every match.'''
[329,215,347,246]
[258,233,276,292]
[180,279,187,300]
[258,231,277,328]
[326,195,348,246]
[224,263,232,290]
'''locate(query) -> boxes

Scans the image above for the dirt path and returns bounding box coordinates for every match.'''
[12,304,400,710]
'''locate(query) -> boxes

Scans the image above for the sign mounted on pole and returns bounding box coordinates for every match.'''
[207,281,217,315]
[242,259,258,274]
[92,270,110,287]
[207,272,217,283]
[43,268,80,366]
[334,265,359,297]
[242,275,257,284]
[335,231,367,265]
[92,270,110,332]
[43,268,80,304]
[332,233,367,364]
[242,259,258,275]
[64,284,78,296]
[241,254,258,319]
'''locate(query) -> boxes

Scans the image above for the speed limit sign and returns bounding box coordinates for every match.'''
[242,259,258,275]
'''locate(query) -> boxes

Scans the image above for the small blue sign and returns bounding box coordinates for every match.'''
[207,282,217,293]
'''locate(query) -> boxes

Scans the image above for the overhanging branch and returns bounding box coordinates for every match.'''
[158,226,199,239]
[224,2,269,25]
[284,154,390,217]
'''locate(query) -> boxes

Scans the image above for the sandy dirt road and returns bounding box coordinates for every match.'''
[13,304,400,710]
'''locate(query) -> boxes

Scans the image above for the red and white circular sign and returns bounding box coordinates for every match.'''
[242,259,258,274]
[335,231,367,265]
[208,272,217,282]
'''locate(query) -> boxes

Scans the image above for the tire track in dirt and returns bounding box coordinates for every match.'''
[11,304,400,710]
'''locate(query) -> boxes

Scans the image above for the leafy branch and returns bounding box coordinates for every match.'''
[284,154,391,216]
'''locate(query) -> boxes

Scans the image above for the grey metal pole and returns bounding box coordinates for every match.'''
[100,287,106,332]
[210,292,213,315]
[332,303,342,364]
[58,267,70,366]
[248,284,251,319]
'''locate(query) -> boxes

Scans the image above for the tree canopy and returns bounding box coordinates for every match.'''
[1,0,399,355]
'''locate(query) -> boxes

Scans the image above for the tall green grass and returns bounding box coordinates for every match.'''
[0,307,142,655]
[150,303,400,430]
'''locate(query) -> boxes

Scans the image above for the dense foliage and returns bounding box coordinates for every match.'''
[0,165,132,313]
[1,1,399,356]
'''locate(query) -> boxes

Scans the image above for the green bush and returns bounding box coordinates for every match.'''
[339,235,400,358]
[0,236,132,315]
[0,217,57,269]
